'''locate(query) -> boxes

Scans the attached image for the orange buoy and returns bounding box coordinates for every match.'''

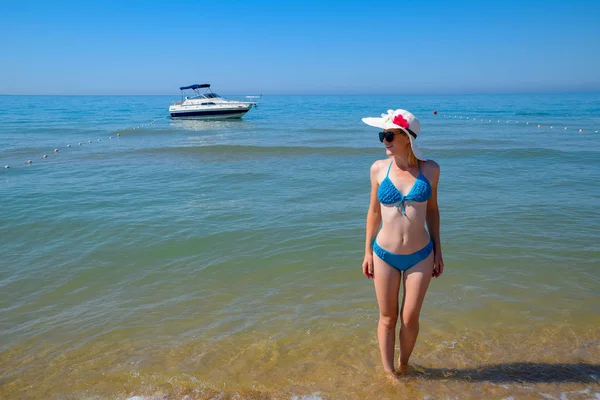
[433,110,437,115]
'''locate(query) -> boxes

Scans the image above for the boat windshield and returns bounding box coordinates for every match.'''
[190,92,222,100]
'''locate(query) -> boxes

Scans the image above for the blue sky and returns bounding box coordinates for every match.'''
[1,0,599,95]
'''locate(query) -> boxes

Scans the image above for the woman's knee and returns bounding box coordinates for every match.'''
[400,310,420,331]
[379,313,398,331]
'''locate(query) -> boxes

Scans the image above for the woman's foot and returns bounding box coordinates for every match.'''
[397,363,410,375]
[396,363,425,376]
[384,370,401,384]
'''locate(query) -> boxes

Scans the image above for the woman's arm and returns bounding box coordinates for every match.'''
[425,161,444,277]
[363,161,382,278]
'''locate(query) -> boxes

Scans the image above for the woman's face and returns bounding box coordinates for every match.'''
[380,129,409,156]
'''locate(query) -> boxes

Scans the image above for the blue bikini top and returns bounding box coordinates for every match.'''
[378,160,432,215]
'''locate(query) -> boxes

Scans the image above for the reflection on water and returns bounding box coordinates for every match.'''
[169,118,250,132]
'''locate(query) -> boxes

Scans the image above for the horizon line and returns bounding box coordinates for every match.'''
[1,90,600,96]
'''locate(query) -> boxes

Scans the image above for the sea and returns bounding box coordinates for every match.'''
[1,93,599,399]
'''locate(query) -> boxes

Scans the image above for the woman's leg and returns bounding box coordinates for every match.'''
[398,252,434,372]
[373,255,402,373]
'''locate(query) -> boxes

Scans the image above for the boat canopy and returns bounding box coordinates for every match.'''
[180,84,210,91]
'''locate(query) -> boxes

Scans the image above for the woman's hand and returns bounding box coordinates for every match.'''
[362,252,374,279]
[433,250,444,278]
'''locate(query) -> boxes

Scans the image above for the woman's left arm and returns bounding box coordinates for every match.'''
[425,161,444,278]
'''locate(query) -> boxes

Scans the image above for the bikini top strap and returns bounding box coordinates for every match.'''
[386,161,393,177]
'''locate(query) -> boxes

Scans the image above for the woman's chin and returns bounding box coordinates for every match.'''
[385,148,393,156]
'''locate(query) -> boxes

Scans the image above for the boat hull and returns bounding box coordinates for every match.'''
[169,108,251,120]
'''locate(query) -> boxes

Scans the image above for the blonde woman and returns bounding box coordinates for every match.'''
[361,109,444,374]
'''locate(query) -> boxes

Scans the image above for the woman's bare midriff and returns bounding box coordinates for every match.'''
[376,201,431,254]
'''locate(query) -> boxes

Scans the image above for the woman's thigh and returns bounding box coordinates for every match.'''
[401,252,434,319]
[373,254,402,317]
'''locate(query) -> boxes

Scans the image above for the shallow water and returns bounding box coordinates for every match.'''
[1,94,599,399]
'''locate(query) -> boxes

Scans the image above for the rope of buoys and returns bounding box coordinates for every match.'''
[115,116,167,133]
[438,113,598,133]
[2,116,166,171]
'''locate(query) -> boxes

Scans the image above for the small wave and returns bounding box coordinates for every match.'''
[434,146,599,160]
[515,111,553,117]
[307,138,339,144]
[304,128,353,133]
[141,145,381,157]
[1,146,68,159]
[125,391,324,400]
[113,128,180,135]
[450,138,513,146]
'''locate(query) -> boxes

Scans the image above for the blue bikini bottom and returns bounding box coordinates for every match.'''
[373,239,433,271]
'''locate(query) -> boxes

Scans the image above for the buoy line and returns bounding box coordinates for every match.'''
[2,116,168,170]
[437,113,598,133]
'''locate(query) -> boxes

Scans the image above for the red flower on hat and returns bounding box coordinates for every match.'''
[393,114,410,129]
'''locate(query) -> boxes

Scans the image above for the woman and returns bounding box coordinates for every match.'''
[361,109,444,374]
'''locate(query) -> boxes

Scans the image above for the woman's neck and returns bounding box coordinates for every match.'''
[392,155,411,171]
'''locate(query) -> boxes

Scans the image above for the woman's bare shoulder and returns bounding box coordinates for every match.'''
[422,159,440,172]
[422,159,440,183]
[370,158,391,175]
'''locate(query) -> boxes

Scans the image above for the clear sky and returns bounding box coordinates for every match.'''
[2,0,599,95]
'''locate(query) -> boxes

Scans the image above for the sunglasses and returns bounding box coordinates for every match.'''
[378,131,405,143]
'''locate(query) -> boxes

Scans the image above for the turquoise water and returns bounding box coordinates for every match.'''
[1,94,599,399]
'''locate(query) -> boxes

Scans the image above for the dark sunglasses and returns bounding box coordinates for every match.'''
[379,131,405,142]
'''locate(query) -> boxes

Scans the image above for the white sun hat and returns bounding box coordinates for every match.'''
[362,109,427,161]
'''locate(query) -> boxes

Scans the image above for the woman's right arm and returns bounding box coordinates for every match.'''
[362,161,382,279]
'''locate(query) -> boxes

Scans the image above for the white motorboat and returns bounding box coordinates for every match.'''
[169,84,258,120]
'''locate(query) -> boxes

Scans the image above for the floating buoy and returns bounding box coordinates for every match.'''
[117,133,120,137]
[42,154,48,159]
[538,125,541,128]
[433,110,437,115]
[67,144,71,147]
[4,165,9,169]
[54,148,59,152]
[88,140,92,144]
[579,129,583,132]
[98,139,102,142]
[27,160,32,164]
[109,136,113,139]
[79,142,83,145]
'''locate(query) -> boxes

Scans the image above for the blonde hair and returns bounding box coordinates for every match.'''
[407,143,418,167]
[398,130,418,166]
[387,129,419,166]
